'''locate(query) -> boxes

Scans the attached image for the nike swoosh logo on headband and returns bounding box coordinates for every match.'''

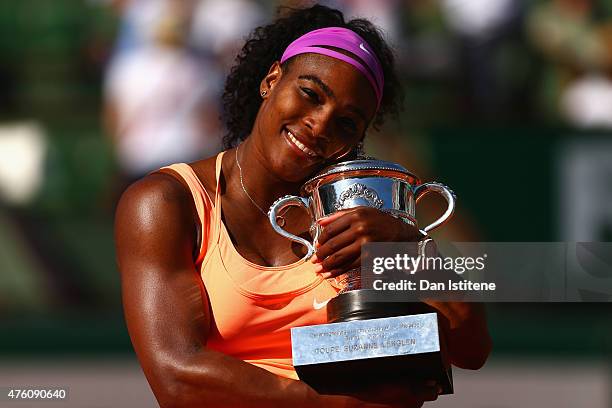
[359,42,371,55]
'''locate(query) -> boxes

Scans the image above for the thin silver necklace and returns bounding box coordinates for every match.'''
[235,145,288,227]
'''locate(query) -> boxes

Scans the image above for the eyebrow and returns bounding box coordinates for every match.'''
[299,75,334,98]
[298,74,368,124]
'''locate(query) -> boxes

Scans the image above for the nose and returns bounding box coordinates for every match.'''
[304,107,332,140]
[303,107,339,157]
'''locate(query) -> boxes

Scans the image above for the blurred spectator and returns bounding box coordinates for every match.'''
[527,0,612,127]
[316,0,402,44]
[562,74,612,127]
[439,0,526,119]
[104,0,223,182]
[190,0,266,70]
[441,0,517,40]
[105,0,171,55]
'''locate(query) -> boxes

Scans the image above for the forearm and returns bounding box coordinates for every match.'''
[427,301,492,369]
[417,241,492,369]
[149,348,358,408]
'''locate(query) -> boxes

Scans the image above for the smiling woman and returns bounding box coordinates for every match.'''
[114,4,490,408]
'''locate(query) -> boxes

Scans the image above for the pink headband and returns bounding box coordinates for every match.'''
[280,27,384,109]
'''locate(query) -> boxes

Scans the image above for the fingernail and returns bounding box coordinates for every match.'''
[437,385,443,394]
[321,271,332,279]
[313,264,324,273]
[311,254,319,263]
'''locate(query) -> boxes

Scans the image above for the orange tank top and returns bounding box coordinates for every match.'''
[158,152,340,379]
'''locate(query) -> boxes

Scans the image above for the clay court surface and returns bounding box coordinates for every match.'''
[1,358,609,407]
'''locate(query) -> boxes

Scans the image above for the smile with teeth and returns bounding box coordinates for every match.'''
[287,130,317,158]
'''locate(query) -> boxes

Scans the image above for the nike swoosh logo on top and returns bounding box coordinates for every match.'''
[359,42,371,55]
[313,298,331,310]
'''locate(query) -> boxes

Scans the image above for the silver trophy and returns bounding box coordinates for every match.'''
[269,159,455,290]
[269,159,458,395]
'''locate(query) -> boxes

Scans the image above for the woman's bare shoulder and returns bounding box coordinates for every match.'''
[120,172,192,212]
[188,153,222,199]
[114,172,197,247]
[117,149,221,219]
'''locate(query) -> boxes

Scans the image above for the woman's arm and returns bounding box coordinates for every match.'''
[115,175,427,408]
[115,174,317,408]
[424,301,492,370]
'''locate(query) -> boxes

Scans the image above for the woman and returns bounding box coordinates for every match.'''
[115,5,491,408]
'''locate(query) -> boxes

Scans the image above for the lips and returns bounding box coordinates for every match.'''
[285,128,319,158]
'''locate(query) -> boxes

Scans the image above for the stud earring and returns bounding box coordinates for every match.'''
[355,142,365,158]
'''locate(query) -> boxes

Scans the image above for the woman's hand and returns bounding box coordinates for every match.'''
[334,381,441,408]
[314,207,423,279]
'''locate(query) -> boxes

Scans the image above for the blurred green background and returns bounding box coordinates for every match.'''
[0,0,611,406]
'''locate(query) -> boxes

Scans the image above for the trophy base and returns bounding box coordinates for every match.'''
[291,290,453,395]
[326,289,438,322]
[295,347,452,396]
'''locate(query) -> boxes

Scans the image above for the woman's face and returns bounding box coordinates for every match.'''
[253,53,378,182]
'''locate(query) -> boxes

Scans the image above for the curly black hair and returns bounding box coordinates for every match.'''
[221,4,403,149]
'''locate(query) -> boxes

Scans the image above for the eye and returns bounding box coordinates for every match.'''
[300,87,320,103]
[338,117,357,132]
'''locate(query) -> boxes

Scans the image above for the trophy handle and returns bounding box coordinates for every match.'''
[413,182,456,233]
[269,195,316,260]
